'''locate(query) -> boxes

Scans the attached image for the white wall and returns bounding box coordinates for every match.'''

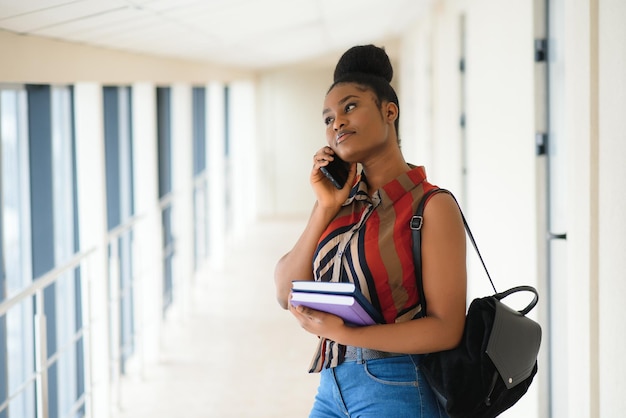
[0,29,250,83]
[430,11,464,197]
[561,0,626,416]
[399,7,464,197]
[563,2,597,416]
[399,19,435,172]
[228,80,258,240]
[464,0,537,300]
[597,0,626,415]
[256,67,332,217]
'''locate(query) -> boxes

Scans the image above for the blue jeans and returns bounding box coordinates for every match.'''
[309,353,448,418]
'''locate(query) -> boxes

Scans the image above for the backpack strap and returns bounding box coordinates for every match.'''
[411,188,497,317]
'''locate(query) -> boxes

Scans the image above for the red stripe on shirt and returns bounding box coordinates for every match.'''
[384,178,406,202]
[393,191,418,312]
[363,211,396,319]
[319,211,359,242]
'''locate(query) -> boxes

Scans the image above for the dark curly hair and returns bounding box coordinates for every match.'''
[329,45,400,139]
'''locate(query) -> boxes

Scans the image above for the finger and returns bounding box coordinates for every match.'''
[290,303,309,319]
[292,304,319,323]
[313,154,329,168]
[314,147,334,158]
[313,147,335,167]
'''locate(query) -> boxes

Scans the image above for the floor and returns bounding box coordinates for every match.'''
[111,217,320,418]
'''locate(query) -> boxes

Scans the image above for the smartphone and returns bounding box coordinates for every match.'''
[320,155,350,189]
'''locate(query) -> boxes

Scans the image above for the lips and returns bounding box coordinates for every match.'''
[336,130,355,144]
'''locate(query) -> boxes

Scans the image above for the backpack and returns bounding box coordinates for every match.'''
[411,188,542,418]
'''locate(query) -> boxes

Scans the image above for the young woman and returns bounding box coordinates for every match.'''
[274,44,467,417]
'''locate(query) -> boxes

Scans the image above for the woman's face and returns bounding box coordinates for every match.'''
[322,82,397,162]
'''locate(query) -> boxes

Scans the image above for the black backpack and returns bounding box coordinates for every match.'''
[411,188,542,418]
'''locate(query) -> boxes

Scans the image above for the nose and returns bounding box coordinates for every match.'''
[333,115,346,131]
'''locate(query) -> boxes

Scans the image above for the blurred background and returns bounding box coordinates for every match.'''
[0,0,624,417]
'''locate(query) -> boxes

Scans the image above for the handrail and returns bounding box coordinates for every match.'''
[106,212,148,412]
[0,246,97,418]
[193,170,209,189]
[0,197,177,417]
[0,247,96,317]
[0,370,37,413]
[0,211,146,318]
[107,213,145,241]
[159,191,175,210]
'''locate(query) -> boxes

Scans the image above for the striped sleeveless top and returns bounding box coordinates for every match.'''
[308,165,438,372]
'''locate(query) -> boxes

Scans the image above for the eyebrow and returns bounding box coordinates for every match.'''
[322,94,360,116]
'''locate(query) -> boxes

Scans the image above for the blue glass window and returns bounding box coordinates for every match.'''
[1,87,35,418]
[192,87,209,269]
[156,87,174,311]
[103,86,135,373]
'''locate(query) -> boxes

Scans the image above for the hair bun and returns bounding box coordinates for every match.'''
[333,44,393,83]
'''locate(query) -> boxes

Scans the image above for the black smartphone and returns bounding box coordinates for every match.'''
[320,155,350,189]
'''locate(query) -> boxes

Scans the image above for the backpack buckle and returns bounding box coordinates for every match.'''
[410,215,423,230]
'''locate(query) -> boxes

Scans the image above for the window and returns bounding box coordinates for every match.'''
[103,86,135,372]
[192,87,207,177]
[223,85,233,232]
[43,85,83,418]
[192,87,209,268]
[50,84,82,418]
[156,87,174,311]
[1,86,35,418]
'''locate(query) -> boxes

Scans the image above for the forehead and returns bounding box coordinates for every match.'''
[323,83,375,107]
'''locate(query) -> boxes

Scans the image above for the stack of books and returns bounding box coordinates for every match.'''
[290,281,384,326]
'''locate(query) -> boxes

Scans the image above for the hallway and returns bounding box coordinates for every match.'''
[111,217,319,418]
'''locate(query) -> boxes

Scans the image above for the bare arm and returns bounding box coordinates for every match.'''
[274,202,339,309]
[290,192,467,353]
[274,147,357,309]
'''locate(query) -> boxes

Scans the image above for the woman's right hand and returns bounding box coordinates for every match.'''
[311,146,356,209]
[275,147,356,309]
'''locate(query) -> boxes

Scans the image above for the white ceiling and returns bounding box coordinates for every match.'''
[0,0,431,70]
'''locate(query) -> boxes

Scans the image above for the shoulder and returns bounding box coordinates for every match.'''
[423,190,458,212]
[422,191,464,234]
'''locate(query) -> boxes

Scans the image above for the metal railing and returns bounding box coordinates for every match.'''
[159,192,176,311]
[0,248,96,418]
[106,213,145,412]
[0,211,149,418]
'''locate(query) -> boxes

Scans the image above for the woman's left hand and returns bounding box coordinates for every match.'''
[289,298,346,341]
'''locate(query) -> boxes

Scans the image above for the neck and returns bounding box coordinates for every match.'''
[361,148,410,195]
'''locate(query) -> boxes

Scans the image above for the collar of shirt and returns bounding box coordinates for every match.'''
[343,164,428,209]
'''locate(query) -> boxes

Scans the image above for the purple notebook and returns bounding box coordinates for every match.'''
[291,281,383,326]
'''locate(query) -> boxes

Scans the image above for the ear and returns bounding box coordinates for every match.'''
[384,102,399,124]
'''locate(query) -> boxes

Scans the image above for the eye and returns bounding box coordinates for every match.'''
[324,116,334,126]
[345,103,356,112]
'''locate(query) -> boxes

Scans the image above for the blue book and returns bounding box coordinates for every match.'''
[291,281,384,326]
